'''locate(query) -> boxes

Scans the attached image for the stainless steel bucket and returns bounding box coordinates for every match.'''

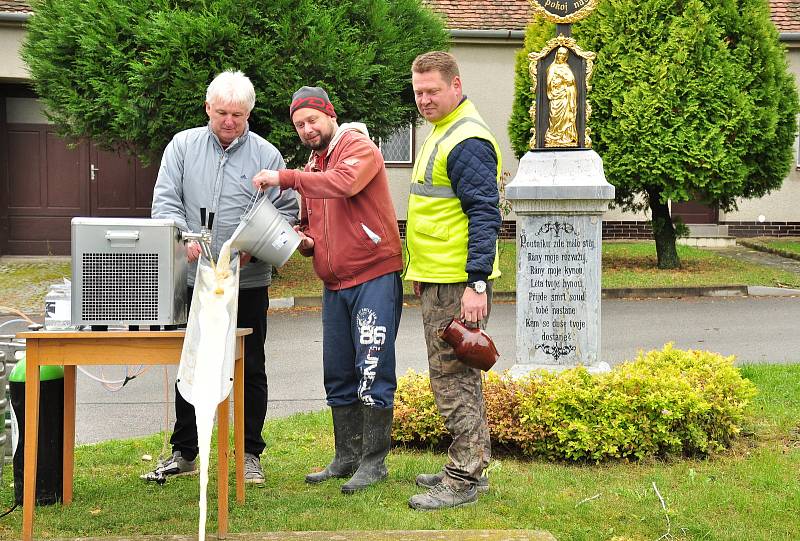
[230,196,300,267]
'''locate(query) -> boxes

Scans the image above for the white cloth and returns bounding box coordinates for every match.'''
[176,241,239,541]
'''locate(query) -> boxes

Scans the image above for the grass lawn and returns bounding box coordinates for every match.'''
[757,237,800,257]
[600,241,800,289]
[0,364,798,540]
[0,261,71,315]
[2,241,799,315]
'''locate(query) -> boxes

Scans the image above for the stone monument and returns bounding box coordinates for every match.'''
[508,0,615,376]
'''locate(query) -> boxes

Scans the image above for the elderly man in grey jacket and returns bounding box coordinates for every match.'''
[143,70,299,484]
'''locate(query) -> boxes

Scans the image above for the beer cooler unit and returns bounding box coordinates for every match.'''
[70,218,188,328]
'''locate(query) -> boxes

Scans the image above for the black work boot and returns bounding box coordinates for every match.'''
[341,405,393,494]
[305,403,363,484]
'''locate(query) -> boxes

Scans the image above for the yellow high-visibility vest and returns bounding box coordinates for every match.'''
[404,99,502,283]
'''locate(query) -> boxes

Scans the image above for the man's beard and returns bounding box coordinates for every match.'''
[302,131,333,151]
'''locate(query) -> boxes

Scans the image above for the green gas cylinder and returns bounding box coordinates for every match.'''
[9,356,64,505]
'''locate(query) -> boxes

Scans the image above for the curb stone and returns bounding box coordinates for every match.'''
[3,285,799,319]
[270,284,800,309]
[601,285,749,299]
[746,285,800,296]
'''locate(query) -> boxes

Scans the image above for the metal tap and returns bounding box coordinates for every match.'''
[181,208,215,265]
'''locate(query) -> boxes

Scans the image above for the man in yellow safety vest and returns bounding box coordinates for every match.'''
[404,51,502,511]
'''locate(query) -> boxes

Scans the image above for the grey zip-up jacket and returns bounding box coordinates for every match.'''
[151,123,299,288]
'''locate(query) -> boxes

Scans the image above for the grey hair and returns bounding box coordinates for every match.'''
[206,70,256,112]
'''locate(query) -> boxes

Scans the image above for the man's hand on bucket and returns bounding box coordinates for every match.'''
[253,169,280,190]
[294,226,315,251]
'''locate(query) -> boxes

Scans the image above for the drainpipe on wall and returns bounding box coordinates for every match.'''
[448,29,800,43]
[449,29,525,40]
[0,13,31,23]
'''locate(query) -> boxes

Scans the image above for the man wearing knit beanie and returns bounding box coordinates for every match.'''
[289,86,337,121]
[282,86,339,152]
[253,86,403,495]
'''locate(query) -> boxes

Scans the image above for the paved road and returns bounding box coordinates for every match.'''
[66,295,800,445]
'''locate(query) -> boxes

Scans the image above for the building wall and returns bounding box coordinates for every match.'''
[6,96,47,123]
[0,23,28,82]
[722,42,800,223]
[1,20,799,228]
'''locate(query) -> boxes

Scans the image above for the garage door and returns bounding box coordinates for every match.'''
[3,123,158,255]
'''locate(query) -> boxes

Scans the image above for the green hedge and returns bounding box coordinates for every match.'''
[393,344,756,462]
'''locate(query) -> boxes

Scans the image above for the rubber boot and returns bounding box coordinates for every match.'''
[305,403,363,484]
[341,405,393,494]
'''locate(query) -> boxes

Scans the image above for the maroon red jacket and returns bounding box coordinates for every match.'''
[278,123,402,290]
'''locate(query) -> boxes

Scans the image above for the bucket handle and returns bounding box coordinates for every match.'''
[241,190,263,222]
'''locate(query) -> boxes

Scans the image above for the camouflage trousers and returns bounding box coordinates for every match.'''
[420,281,492,489]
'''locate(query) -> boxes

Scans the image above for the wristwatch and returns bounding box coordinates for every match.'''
[468,280,487,294]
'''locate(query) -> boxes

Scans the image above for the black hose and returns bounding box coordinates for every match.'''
[0,502,19,519]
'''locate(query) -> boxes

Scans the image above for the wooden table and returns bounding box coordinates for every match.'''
[16,328,252,541]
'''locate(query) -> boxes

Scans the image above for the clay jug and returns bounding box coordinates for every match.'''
[438,318,499,371]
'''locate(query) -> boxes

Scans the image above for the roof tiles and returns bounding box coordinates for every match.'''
[424,0,800,33]
[0,0,32,14]
[2,1,799,33]
[770,0,800,32]
[423,0,531,31]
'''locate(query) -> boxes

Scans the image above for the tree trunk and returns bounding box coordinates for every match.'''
[647,188,681,269]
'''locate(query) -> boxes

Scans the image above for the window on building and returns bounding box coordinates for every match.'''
[796,116,800,169]
[379,124,413,166]
[795,136,800,168]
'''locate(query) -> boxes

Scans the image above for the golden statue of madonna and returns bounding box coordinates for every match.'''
[544,47,578,147]
[528,35,596,149]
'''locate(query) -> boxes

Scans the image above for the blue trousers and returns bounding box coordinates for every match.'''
[322,272,402,409]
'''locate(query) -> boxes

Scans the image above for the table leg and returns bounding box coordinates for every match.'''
[235,338,245,504]
[217,396,229,539]
[22,340,41,541]
[63,365,76,505]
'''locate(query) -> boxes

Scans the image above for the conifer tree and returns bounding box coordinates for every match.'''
[509,0,799,268]
[23,0,448,167]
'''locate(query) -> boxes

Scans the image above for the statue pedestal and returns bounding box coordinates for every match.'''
[507,149,615,377]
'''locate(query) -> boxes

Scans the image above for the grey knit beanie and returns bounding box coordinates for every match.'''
[289,86,336,119]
